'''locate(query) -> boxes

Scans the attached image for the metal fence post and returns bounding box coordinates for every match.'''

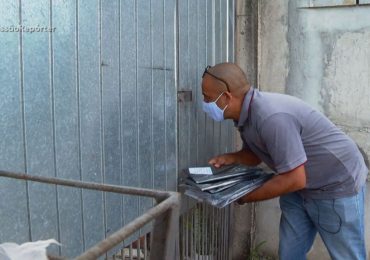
[150,193,181,260]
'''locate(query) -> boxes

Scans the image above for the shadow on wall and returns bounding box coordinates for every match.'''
[358,146,370,168]
[358,146,370,181]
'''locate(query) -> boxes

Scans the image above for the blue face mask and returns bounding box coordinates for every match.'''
[202,92,228,122]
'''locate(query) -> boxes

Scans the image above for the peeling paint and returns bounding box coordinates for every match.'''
[322,30,370,125]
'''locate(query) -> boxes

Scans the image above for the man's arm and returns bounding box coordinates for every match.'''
[209,149,262,168]
[238,164,306,204]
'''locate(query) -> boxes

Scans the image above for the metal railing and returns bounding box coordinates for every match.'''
[0,170,180,260]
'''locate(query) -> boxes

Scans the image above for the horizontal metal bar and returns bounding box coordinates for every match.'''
[0,171,181,259]
[75,193,180,260]
[0,170,172,200]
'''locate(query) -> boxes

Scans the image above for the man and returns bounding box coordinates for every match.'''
[201,62,368,260]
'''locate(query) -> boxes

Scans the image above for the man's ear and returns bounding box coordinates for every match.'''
[224,91,233,102]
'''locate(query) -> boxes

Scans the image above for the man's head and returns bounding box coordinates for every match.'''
[201,62,250,121]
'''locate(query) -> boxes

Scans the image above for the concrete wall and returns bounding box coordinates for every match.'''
[236,0,370,258]
[232,1,258,259]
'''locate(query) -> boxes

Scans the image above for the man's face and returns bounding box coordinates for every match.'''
[201,75,225,103]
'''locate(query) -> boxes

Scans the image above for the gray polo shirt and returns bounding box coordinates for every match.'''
[237,87,368,199]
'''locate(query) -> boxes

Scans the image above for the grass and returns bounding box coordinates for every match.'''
[247,241,276,260]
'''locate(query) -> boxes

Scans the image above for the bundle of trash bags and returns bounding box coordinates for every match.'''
[180,164,274,208]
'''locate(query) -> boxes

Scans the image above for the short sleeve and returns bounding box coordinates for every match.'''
[259,113,307,173]
[238,128,251,151]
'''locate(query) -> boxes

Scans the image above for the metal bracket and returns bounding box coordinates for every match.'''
[177,90,192,103]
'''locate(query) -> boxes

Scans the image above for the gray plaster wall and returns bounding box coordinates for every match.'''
[231,1,258,259]
[237,0,370,258]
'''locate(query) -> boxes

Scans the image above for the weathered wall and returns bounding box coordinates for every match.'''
[232,1,258,259]
[237,0,370,258]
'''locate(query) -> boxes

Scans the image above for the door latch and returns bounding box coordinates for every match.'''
[177,90,192,103]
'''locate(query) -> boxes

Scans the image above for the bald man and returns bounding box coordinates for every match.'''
[201,63,368,260]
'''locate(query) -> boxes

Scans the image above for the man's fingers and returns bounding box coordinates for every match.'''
[209,154,232,168]
[214,163,221,168]
[209,157,223,168]
[209,157,221,164]
[209,161,222,168]
[208,158,217,164]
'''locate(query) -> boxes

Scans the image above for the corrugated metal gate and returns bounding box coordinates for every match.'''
[0,0,235,258]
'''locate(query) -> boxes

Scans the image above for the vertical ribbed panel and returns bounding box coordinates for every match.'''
[21,0,59,254]
[53,0,84,256]
[78,0,105,253]
[120,0,140,245]
[101,0,122,256]
[0,0,29,244]
[177,0,235,169]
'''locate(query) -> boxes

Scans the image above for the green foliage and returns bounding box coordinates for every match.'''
[247,241,275,260]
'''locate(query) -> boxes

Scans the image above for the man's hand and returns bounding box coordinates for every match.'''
[209,150,261,168]
[209,154,237,168]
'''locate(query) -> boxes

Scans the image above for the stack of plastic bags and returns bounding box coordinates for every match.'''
[180,164,273,208]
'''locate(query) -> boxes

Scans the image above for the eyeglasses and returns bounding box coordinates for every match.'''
[202,65,230,92]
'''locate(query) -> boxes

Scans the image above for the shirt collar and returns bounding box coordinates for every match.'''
[236,87,255,128]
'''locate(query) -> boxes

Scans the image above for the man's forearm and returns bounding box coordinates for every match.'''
[232,149,261,166]
[240,165,306,203]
